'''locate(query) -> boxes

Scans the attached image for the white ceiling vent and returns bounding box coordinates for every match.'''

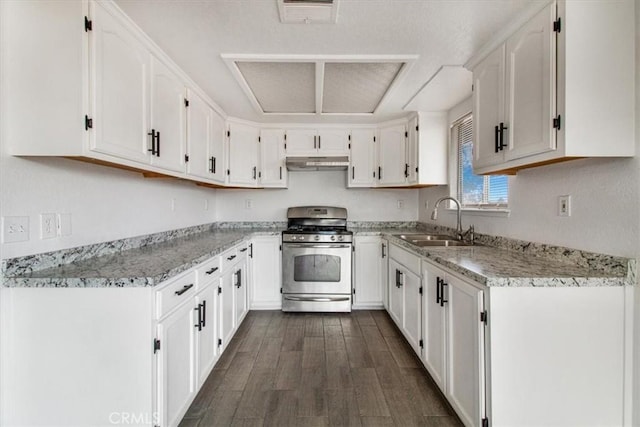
[277,0,339,24]
[222,55,417,116]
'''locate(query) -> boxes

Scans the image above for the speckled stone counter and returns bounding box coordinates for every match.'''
[2,221,634,289]
[350,223,634,287]
[2,227,282,288]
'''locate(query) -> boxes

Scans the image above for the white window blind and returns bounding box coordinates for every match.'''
[455,115,508,208]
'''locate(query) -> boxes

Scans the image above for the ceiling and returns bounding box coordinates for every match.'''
[114,0,542,124]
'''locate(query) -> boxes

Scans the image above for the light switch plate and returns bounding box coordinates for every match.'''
[40,213,57,239]
[558,195,571,217]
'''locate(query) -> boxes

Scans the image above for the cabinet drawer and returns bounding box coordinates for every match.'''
[220,247,239,272]
[196,256,221,290]
[156,270,197,319]
[389,244,420,275]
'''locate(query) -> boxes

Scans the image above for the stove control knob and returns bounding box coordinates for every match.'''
[300,236,305,240]
[314,235,320,241]
[291,236,297,241]
[330,235,336,241]
[338,235,344,241]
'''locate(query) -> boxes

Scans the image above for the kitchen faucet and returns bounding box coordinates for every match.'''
[430,196,475,243]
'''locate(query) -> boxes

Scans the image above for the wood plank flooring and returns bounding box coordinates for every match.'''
[180,310,462,427]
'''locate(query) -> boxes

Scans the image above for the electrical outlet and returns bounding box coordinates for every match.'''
[558,195,571,217]
[2,216,29,243]
[40,213,57,239]
[397,199,404,209]
[245,199,253,210]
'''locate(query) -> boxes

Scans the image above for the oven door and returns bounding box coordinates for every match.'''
[282,243,352,295]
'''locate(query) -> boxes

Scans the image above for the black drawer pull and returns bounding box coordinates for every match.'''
[175,283,194,296]
[227,255,236,261]
[240,248,248,253]
[205,267,218,275]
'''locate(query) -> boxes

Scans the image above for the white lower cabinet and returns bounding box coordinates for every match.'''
[353,235,385,309]
[249,236,283,310]
[421,260,486,427]
[157,295,197,427]
[388,244,423,356]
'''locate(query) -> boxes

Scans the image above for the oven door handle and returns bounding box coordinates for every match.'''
[283,296,351,302]
[283,244,351,249]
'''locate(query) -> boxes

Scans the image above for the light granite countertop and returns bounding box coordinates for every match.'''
[2,223,633,288]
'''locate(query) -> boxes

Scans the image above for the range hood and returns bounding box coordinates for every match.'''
[286,156,349,171]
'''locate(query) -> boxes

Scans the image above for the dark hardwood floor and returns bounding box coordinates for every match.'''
[180,310,462,427]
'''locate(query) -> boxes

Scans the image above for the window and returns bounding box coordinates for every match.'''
[454,114,508,208]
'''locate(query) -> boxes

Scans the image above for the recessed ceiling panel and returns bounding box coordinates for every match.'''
[322,62,403,113]
[235,62,315,113]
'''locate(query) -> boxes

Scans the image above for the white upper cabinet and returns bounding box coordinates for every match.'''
[186,91,226,184]
[149,56,187,172]
[259,129,287,188]
[285,128,350,156]
[91,1,151,164]
[407,113,448,186]
[348,129,376,187]
[377,123,407,186]
[227,122,259,187]
[470,0,635,175]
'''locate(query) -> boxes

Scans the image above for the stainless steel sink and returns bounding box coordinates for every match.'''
[393,234,475,247]
[412,240,473,247]
[393,234,453,242]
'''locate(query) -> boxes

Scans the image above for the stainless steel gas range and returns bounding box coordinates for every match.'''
[281,206,353,312]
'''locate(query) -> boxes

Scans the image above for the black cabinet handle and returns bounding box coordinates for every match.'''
[205,266,218,275]
[213,157,216,174]
[227,255,236,261]
[404,163,409,178]
[194,303,202,331]
[175,283,194,296]
[352,166,355,180]
[436,276,442,304]
[318,135,321,150]
[378,166,382,180]
[148,129,156,155]
[499,122,508,151]
[279,166,282,180]
[381,243,386,258]
[201,300,206,328]
[440,280,448,307]
[494,125,499,153]
[156,131,161,157]
[235,269,242,288]
[314,135,317,149]
[249,243,253,258]
[253,166,257,180]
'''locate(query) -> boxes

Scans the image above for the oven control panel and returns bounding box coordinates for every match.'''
[283,233,352,243]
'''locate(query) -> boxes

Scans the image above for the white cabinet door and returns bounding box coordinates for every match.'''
[249,237,282,309]
[195,283,217,388]
[285,129,317,156]
[378,124,407,186]
[446,274,486,427]
[388,259,404,328]
[185,91,211,180]
[421,263,447,391]
[348,129,376,187]
[149,56,186,172]
[505,2,556,161]
[381,240,389,310]
[210,111,226,184]
[219,270,235,351]
[353,235,384,308]
[234,263,248,326]
[406,116,419,185]
[403,268,422,357]
[228,123,259,186]
[318,129,350,155]
[259,129,287,187]
[91,2,150,164]
[157,301,196,427]
[473,45,505,169]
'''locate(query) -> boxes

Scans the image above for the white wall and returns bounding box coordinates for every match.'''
[633,2,640,424]
[0,156,217,259]
[216,171,419,222]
